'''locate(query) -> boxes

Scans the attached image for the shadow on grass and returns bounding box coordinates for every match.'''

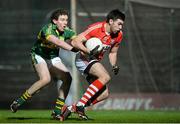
[7,116,94,122]
[66,117,94,121]
[7,117,34,120]
[7,117,51,120]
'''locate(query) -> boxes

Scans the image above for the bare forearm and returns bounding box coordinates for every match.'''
[72,37,90,54]
[109,52,117,66]
[57,40,73,50]
[48,35,73,51]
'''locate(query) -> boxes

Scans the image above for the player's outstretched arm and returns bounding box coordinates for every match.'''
[47,35,76,52]
[71,34,90,54]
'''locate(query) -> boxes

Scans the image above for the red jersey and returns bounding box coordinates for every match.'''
[81,21,123,60]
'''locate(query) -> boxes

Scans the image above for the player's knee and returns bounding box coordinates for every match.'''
[40,76,51,85]
[101,74,111,84]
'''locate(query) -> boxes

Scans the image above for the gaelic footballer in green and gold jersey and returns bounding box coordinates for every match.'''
[10,9,78,121]
[31,23,76,59]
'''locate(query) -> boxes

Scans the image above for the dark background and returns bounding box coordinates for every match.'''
[0,0,180,109]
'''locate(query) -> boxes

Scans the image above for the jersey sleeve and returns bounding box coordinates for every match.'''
[39,24,57,40]
[64,28,76,40]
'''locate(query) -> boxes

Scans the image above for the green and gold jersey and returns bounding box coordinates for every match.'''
[31,23,76,59]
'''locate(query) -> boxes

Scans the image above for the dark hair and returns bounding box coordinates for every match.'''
[50,8,69,23]
[106,9,125,23]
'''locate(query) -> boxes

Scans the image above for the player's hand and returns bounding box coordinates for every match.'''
[112,65,120,75]
[71,47,79,52]
[89,45,100,59]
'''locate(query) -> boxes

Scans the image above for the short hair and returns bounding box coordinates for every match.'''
[106,9,125,23]
[50,8,69,23]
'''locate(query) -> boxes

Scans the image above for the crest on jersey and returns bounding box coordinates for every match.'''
[101,36,109,43]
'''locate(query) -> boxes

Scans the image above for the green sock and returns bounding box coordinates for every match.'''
[16,90,31,106]
[54,98,65,115]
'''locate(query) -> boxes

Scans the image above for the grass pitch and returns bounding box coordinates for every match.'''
[0,109,180,123]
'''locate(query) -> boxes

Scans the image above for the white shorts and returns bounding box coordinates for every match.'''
[31,53,68,72]
[75,52,98,75]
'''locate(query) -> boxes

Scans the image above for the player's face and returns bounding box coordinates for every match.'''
[53,15,68,32]
[110,19,124,34]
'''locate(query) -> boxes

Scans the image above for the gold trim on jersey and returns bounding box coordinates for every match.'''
[71,35,76,40]
[46,35,51,40]
[38,37,58,49]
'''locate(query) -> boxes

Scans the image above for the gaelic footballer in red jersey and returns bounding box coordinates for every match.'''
[81,21,123,60]
[61,9,125,121]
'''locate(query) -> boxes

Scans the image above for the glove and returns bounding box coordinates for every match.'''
[71,47,79,52]
[88,45,100,60]
[112,65,120,75]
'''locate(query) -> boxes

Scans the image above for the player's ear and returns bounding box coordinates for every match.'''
[109,19,113,25]
[53,19,57,24]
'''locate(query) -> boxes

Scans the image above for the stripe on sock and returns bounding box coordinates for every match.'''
[78,79,104,106]
[56,100,64,105]
[55,106,62,110]
[53,98,65,114]
[25,91,31,97]
[90,84,98,92]
[84,93,91,98]
[87,88,95,95]
[22,91,31,100]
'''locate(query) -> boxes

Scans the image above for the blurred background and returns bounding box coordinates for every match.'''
[0,0,180,110]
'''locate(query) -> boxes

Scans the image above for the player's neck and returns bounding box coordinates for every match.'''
[104,23,110,35]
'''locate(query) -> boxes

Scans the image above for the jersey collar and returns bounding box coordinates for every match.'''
[51,23,64,35]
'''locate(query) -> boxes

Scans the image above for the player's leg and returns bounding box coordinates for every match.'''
[61,55,110,121]
[92,86,109,104]
[77,62,110,107]
[49,57,72,120]
[10,54,51,113]
[86,85,109,107]
[74,62,110,119]
[85,75,109,106]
